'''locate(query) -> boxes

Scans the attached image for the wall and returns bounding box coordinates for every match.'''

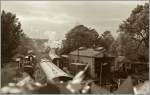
[69,55,96,78]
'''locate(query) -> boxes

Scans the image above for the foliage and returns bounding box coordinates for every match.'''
[14,34,36,55]
[1,10,36,67]
[1,10,23,63]
[60,25,99,54]
[119,3,149,48]
[111,33,140,61]
[111,3,149,62]
[96,30,114,50]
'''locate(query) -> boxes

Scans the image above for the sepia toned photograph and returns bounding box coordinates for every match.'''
[0,0,149,94]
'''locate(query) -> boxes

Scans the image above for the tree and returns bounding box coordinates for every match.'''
[60,25,99,54]
[119,3,149,48]
[113,3,149,62]
[96,30,114,50]
[15,34,36,55]
[114,32,140,61]
[1,10,23,63]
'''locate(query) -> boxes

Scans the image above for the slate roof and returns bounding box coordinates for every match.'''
[69,48,100,57]
[69,47,115,58]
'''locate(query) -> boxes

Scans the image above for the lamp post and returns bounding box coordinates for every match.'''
[15,58,21,82]
[99,63,102,86]
[16,58,21,70]
[77,48,79,62]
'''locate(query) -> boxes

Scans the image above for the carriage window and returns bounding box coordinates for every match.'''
[72,60,75,63]
[75,60,78,63]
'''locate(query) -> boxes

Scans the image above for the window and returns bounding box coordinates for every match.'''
[72,60,75,63]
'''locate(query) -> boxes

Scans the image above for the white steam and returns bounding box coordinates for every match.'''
[44,31,62,49]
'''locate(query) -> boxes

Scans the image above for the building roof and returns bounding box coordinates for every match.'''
[71,63,86,66]
[78,47,87,50]
[115,56,130,62]
[132,62,148,64]
[69,47,115,58]
[69,48,100,57]
[12,54,24,60]
[61,55,69,58]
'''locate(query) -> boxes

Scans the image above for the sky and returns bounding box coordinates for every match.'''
[1,1,148,40]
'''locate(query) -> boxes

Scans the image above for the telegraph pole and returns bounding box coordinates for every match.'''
[99,63,102,86]
[77,48,79,62]
[77,41,79,63]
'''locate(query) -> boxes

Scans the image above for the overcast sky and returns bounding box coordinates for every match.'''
[1,1,148,40]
